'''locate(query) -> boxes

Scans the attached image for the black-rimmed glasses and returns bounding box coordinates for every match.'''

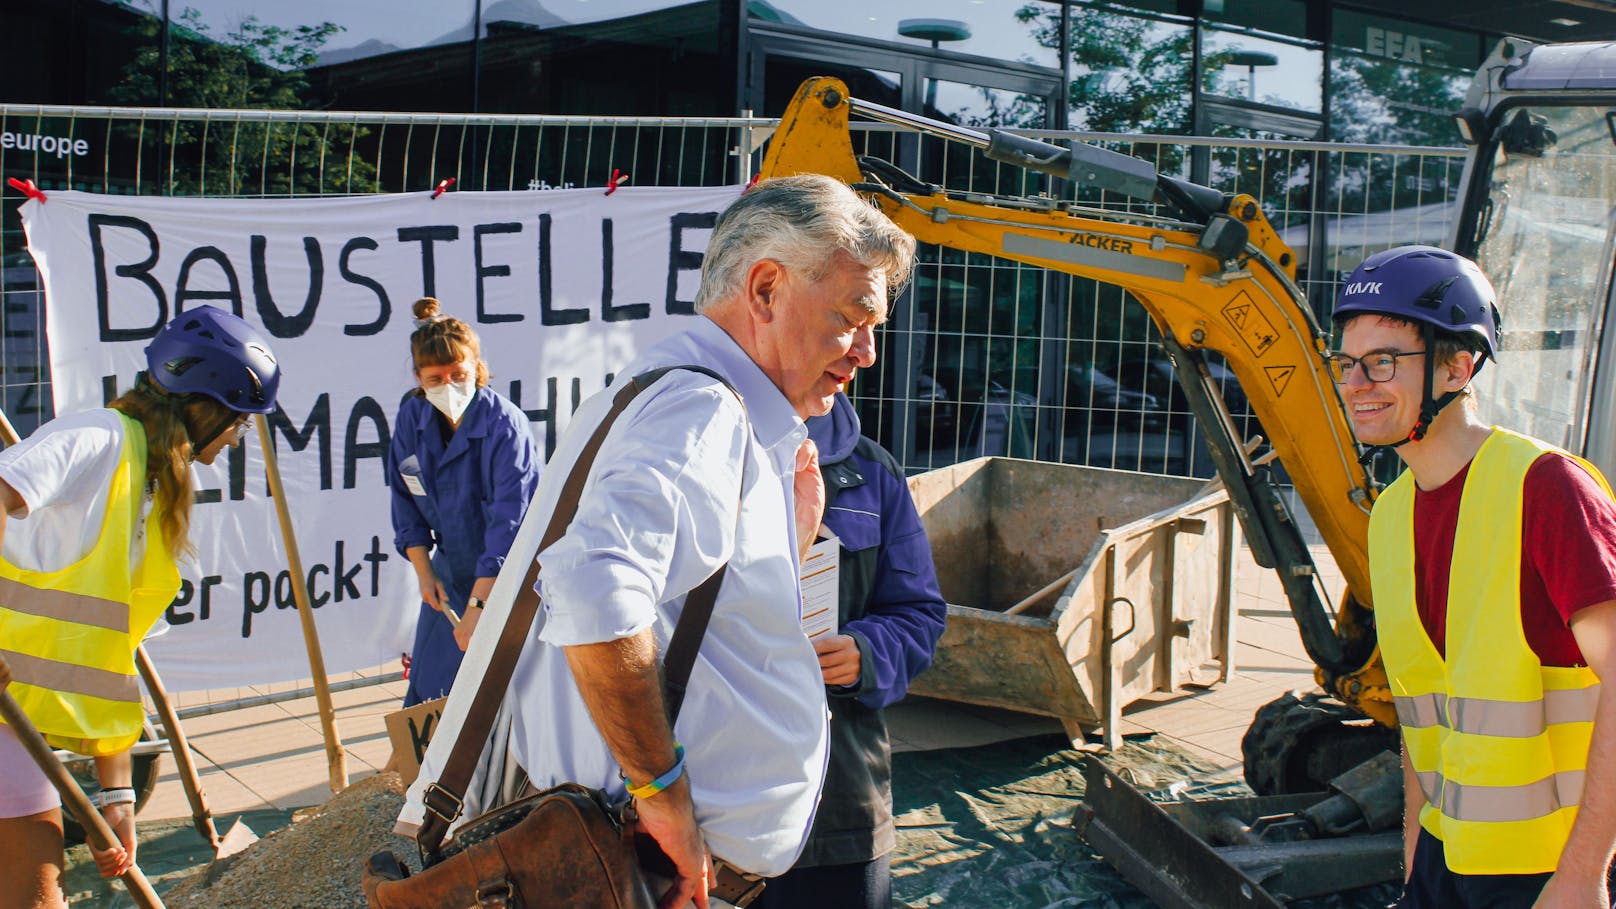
[1327,350,1426,384]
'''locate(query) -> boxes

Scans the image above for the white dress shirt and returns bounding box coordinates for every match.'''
[400,316,830,877]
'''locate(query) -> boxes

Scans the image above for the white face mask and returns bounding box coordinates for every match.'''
[424,377,477,424]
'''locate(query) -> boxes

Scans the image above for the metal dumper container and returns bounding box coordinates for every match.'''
[906,457,1240,748]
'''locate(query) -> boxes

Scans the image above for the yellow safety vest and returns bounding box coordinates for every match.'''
[0,413,181,755]
[1371,427,1605,874]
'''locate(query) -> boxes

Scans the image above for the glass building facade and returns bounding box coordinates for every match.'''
[0,0,1504,472]
[10,0,1496,145]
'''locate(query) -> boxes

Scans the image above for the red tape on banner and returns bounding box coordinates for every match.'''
[6,178,47,202]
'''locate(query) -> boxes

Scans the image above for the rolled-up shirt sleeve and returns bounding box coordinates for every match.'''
[536,379,748,646]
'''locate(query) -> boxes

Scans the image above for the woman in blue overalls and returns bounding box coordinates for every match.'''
[388,298,541,706]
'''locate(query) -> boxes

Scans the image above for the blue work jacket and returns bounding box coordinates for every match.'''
[799,394,947,867]
[388,386,541,704]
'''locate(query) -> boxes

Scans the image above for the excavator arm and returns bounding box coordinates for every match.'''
[760,77,1394,726]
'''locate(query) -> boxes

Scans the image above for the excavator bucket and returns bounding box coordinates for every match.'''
[906,457,1240,747]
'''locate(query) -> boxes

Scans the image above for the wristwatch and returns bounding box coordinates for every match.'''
[466,596,485,611]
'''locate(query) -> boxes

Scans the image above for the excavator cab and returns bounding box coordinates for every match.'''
[1453,40,1616,479]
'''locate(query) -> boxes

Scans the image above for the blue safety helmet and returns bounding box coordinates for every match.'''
[1331,245,1501,454]
[144,308,280,414]
[1331,245,1501,365]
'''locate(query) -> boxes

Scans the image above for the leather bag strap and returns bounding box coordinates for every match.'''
[418,365,741,856]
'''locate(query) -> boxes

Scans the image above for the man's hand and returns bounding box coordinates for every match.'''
[814,634,861,687]
[91,802,136,878]
[453,604,480,651]
[793,439,824,562]
[635,778,712,909]
[1531,868,1609,908]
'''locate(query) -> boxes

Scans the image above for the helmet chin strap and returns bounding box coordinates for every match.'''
[188,410,241,461]
[1355,324,1472,467]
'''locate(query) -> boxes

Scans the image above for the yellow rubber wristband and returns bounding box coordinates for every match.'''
[626,744,686,800]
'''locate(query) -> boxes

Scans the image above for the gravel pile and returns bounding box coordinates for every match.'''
[165,772,422,909]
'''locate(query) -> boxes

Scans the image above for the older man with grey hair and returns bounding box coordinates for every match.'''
[399,174,915,909]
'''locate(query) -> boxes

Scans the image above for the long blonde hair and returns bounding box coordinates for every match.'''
[108,379,233,559]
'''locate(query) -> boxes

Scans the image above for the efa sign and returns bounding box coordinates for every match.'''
[1364,26,1447,65]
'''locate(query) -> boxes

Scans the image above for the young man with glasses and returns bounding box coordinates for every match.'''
[1331,245,1616,909]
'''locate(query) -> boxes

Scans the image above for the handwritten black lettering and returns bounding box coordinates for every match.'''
[251,235,324,338]
[90,213,166,342]
[537,213,587,326]
[339,237,390,336]
[475,222,524,324]
[174,247,244,314]
[601,218,650,323]
[397,225,460,299]
[665,211,714,316]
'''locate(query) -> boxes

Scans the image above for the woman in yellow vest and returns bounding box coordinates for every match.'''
[1331,246,1616,909]
[0,308,280,909]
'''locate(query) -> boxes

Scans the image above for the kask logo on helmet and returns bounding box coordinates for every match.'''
[1343,281,1383,296]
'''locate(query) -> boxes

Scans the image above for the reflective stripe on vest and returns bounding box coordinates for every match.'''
[0,649,141,704]
[1411,768,1587,824]
[1370,427,1607,875]
[1395,686,1600,737]
[0,576,130,632]
[0,413,180,756]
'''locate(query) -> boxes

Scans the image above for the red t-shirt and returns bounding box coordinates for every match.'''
[1412,451,1616,666]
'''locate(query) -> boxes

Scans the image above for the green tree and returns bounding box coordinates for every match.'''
[1016,3,1203,135]
[108,5,377,196]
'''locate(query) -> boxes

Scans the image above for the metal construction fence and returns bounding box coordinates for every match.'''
[0,103,1468,481]
[0,102,1463,712]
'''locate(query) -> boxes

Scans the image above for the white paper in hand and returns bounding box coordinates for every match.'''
[799,533,840,641]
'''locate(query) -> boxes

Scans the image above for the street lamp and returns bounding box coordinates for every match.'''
[898,18,972,110]
[1228,49,1279,103]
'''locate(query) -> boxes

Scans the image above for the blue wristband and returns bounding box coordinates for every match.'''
[625,744,686,800]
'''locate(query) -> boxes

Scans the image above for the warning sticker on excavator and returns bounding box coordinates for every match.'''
[1222,292,1278,358]
[1264,364,1295,397]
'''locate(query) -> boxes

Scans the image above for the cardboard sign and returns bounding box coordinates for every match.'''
[383,696,447,786]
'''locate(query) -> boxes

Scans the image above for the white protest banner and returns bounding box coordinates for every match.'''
[20,185,739,691]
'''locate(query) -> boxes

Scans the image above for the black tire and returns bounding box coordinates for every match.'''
[61,722,163,846]
[1242,691,1398,796]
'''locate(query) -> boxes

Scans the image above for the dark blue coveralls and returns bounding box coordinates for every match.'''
[388,386,541,706]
